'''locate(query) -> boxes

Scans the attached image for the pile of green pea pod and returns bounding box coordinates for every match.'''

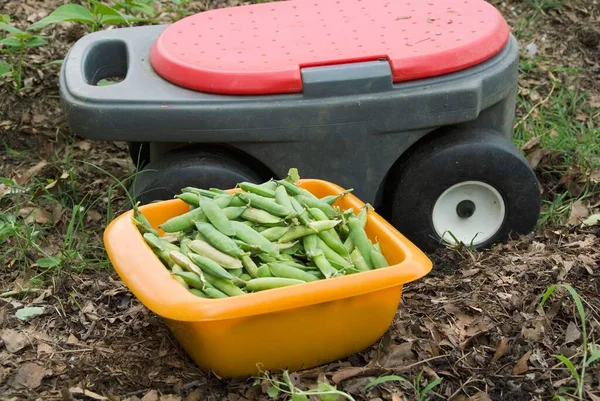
[132,168,389,299]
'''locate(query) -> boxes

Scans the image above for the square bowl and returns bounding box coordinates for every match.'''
[103,179,432,378]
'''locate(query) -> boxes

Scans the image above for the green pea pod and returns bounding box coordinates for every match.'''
[374,242,382,253]
[258,254,278,264]
[357,204,371,228]
[142,233,164,250]
[277,226,317,243]
[289,196,311,225]
[175,192,201,207]
[188,253,234,279]
[294,195,337,219]
[344,237,355,254]
[276,179,317,199]
[241,255,259,278]
[234,239,262,253]
[245,277,306,292]
[276,253,294,262]
[308,208,348,258]
[203,287,229,299]
[239,273,253,281]
[231,220,279,255]
[239,182,276,198]
[188,239,243,269]
[159,207,207,232]
[200,198,235,236]
[274,242,298,250]
[172,270,206,290]
[319,189,353,205]
[230,268,243,277]
[350,248,371,272]
[213,194,234,208]
[316,237,353,270]
[257,264,272,277]
[259,226,288,241]
[204,273,246,296]
[275,185,295,214]
[188,288,207,298]
[238,192,293,218]
[170,251,207,280]
[132,203,158,234]
[194,221,246,258]
[157,249,176,268]
[268,263,318,282]
[223,206,246,220]
[228,195,246,207]
[180,237,191,255]
[281,242,305,256]
[171,264,190,289]
[259,180,278,191]
[240,207,284,225]
[370,247,389,269]
[303,234,337,278]
[347,217,374,269]
[182,187,217,198]
[209,188,229,195]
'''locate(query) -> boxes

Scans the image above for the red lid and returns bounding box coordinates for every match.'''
[150,0,510,95]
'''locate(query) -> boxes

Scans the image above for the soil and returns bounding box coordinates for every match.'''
[0,0,599,400]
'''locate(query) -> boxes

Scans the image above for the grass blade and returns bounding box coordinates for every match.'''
[364,375,411,391]
[555,355,580,381]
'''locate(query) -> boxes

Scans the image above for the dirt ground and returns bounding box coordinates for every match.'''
[0,0,599,400]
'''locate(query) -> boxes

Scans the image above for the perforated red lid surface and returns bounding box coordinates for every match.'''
[150,0,510,95]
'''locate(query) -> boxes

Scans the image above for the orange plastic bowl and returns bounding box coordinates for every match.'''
[103,179,432,378]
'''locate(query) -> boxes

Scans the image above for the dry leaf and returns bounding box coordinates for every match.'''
[0,329,29,353]
[13,161,48,186]
[160,396,181,401]
[585,390,600,401]
[11,363,46,389]
[37,343,53,357]
[582,214,600,227]
[184,389,203,401]
[86,209,103,223]
[141,390,159,401]
[569,201,589,226]
[332,367,368,384]
[522,320,545,341]
[69,387,108,400]
[380,342,417,367]
[19,207,52,224]
[78,140,92,151]
[492,337,510,362]
[67,333,80,345]
[564,322,581,344]
[526,148,550,169]
[512,351,532,375]
[521,136,541,151]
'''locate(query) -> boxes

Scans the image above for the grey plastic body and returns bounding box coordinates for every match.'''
[59,25,519,205]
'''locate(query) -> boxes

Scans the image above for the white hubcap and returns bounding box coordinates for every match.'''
[432,181,506,246]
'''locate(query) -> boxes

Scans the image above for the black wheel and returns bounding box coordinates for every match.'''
[129,145,270,205]
[384,128,541,252]
[127,141,151,169]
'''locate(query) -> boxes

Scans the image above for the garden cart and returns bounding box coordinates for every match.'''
[59,0,541,251]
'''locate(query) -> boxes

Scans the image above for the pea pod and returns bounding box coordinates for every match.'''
[239,273,253,281]
[276,179,317,199]
[180,237,191,255]
[241,255,259,278]
[170,250,207,282]
[370,247,389,269]
[294,195,338,219]
[308,208,348,257]
[187,288,207,298]
[231,220,279,255]
[268,263,318,282]
[374,242,382,253]
[223,206,246,220]
[245,277,305,292]
[289,196,311,225]
[275,185,295,214]
[171,264,190,289]
[259,180,278,191]
[259,226,288,241]
[357,204,372,228]
[350,248,370,272]
[347,217,374,269]
[194,221,246,258]
[200,198,235,236]
[257,265,272,277]
[204,273,246,296]
[239,182,276,198]
[212,194,235,208]
[188,253,234,280]
[176,192,201,207]
[203,287,229,299]
[238,192,293,218]
[172,270,206,290]
[277,220,340,243]
[303,234,337,278]
[160,207,207,232]
[142,233,165,251]
[316,237,353,270]
[209,188,229,195]
[319,189,353,205]
[240,207,284,225]
[344,237,355,254]
[188,239,243,269]
[182,187,217,198]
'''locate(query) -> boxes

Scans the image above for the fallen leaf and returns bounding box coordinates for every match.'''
[160,396,181,401]
[332,367,369,384]
[521,136,541,151]
[184,390,203,401]
[69,387,108,400]
[569,201,589,226]
[0,329,29,353]
[582,214,600,227]
[78,140,91,151]
[512,351,532,375]
[86,209,103,223]
[590,170,600,183]
[37,343,53,357]
[522,320,545,341]
[380,342,417,367]
[492,337,510,362]
[13,161,48,186]
[526,148,550,169]
[19,207,52,224]
[11,362,46,389]
[585,390,600,401]
[564,322,581,344]
[141,390,159,401]
[67,333,80,345]
[15,306,45,321]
